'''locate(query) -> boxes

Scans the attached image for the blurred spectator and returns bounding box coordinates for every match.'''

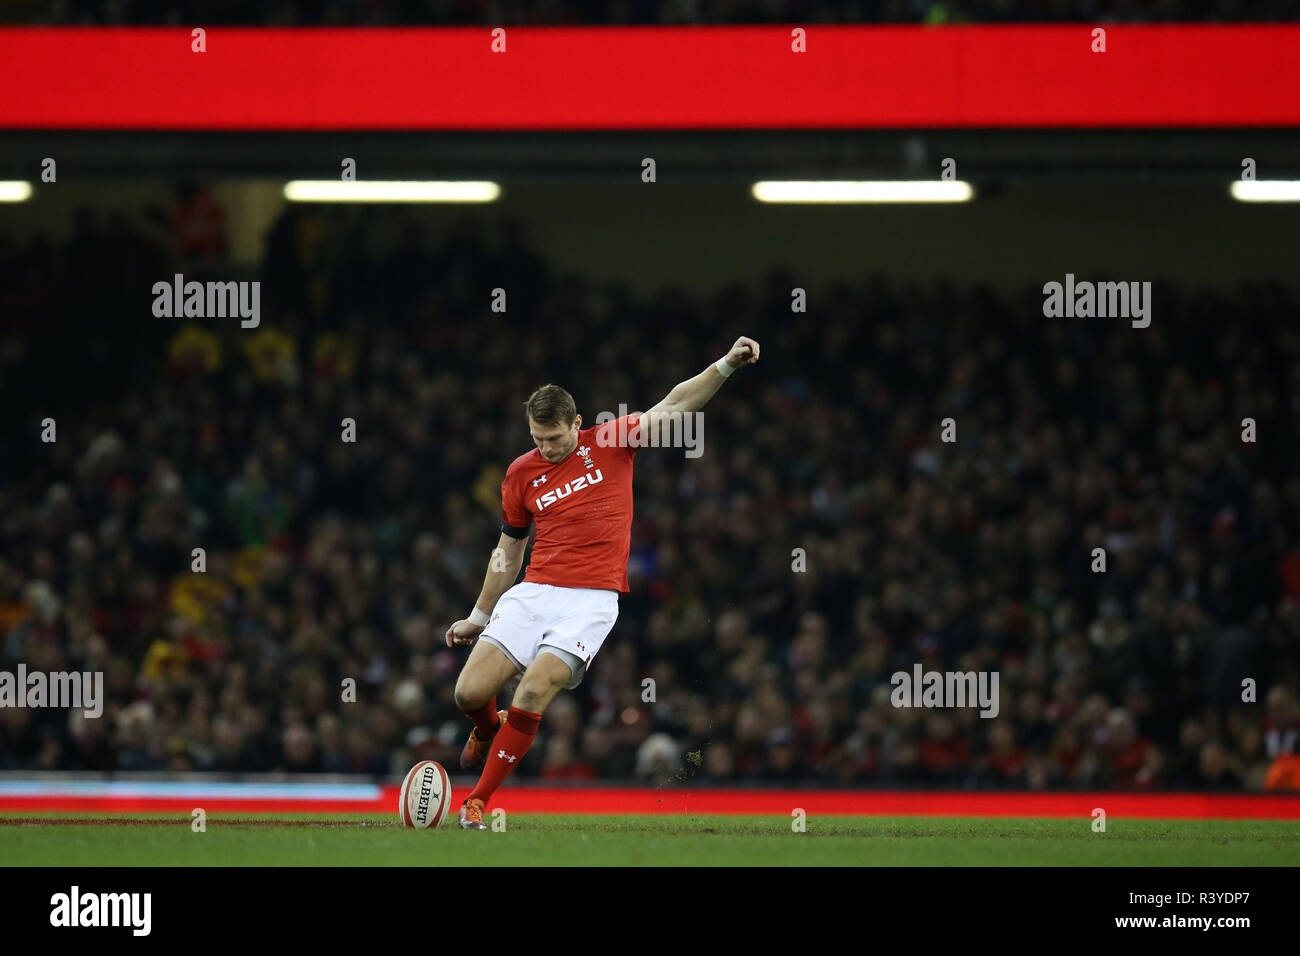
[170,181,228,267]
[540,735,598,780]
[1195,740,1242,790]
[1263,686,1300,790]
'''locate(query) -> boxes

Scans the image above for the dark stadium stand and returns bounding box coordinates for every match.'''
[2,198,1297,789]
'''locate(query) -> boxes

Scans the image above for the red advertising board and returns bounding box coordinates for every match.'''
[1,25,1297,130]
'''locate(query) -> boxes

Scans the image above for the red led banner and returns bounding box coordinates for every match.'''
[1,25,1297,130]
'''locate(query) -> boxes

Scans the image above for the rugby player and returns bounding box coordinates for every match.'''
[444,336,760,828]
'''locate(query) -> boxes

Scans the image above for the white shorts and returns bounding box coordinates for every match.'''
[479,582,619,690]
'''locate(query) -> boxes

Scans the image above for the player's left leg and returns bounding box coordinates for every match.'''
[513,650,579,714]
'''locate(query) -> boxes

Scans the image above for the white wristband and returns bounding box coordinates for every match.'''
[714,357,735,378]
[468,607,491,627]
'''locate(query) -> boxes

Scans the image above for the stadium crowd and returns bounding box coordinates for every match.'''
[2,191,1299,791]
[8,0,1300,25]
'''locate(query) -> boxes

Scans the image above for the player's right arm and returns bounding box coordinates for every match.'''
[445,530,530,647]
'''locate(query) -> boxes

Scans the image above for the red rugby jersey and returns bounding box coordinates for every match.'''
[500,413,642,593]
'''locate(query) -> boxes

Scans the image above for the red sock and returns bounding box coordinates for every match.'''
[464,698,500,739]
[467,706,541,807]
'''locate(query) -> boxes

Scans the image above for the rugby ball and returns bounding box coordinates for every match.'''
[399,760,452,829]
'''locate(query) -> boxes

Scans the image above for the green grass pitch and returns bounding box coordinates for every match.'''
[3,813,1300,865]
